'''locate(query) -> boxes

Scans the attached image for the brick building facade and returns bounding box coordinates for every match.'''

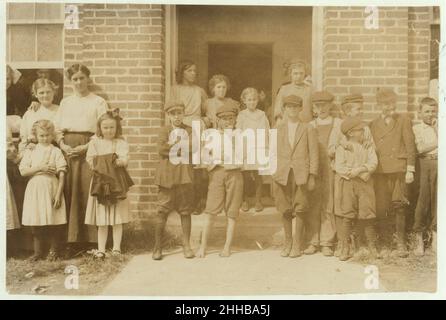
[7,4,439,223]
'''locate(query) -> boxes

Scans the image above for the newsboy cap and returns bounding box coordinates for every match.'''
[283,95,303,107]
[312,91,334,104]
[216,100,237,118]
[341,117,367,135]
[341,93,364,105]
[376,88,397,104]
[164,100,185,113]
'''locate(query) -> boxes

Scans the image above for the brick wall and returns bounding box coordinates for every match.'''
[323,6,431,121]
[408,7,431,117]
[63,3,165,222]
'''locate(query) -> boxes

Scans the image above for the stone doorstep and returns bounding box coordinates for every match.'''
[165,206,286,248]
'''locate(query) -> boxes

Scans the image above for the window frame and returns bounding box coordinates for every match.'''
[6,3,65,70]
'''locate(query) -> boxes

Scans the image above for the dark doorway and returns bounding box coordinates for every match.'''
[208,43,273,102]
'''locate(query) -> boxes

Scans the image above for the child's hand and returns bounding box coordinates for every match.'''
[53,194,62,209]
[307,174,316,191]
[28,101,41,112]
[26,143,36,151]
[340,141,353,151]
[115,159,125,167]
[40,164,56,175]
[405,171,414,184]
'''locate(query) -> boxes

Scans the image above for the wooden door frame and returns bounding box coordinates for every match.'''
[165,5,324,98]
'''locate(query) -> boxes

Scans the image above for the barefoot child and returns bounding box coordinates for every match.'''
[369,89,417,258]
[412,97,438,256]
[236,87,270,212]
[19,120,67,261]
[153,101,195,260]
[334,118,380,261]
[272,95,318,258]
[306,91,342,256]
[85,111,134,259]
[197,101,244,258]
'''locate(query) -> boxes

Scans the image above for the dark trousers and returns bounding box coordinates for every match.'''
[413,158,437,232]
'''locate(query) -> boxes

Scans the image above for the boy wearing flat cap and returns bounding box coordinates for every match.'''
[329,93,375,152]
[197,100,244,258]
[272,94,318,258]
[334,118,379,261]
[153,101,195,260]
[305,91,342,257]
[369,88,417,258]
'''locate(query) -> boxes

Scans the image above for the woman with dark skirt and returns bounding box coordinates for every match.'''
[54,64,109,256]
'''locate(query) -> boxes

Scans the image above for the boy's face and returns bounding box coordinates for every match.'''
[218,114,236,129]
[35,128,53,145]
[243,93,259,111]
[348,128,364,143]
[419,104,438,125]
[313,102,331,119]
[168,109,185,127]
[346,103,363,119]
[379,102,396,117]
[284,103,301,120]
[290,66,306,85]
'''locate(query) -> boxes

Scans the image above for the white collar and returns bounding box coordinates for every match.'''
[315,116,333,126]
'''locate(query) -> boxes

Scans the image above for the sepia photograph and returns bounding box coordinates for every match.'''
[2,0,444,300]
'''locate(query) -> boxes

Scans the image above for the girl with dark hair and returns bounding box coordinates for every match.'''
[54,63,109,254]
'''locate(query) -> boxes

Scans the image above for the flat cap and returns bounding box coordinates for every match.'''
[216,100,237,118]
[283,95,303,106]
[376,88,397,104]
[341,93,364,105]
[164,100,185,113]
[312,91,334,104]
[341,117,367,135]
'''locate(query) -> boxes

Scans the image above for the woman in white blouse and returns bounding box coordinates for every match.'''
[54,64,109,248]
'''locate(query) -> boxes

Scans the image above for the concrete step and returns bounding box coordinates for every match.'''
[166,206,285,249]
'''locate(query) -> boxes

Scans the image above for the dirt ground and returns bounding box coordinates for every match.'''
[5,244,436,296]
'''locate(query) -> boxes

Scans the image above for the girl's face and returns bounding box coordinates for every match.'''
[290,66,306,85]
[243,93,259,111]
[168,109,185,127]
[35,85,55,107]
[213,81,227,99]
[314,102,332,120]
[71,71,89,94]
[100,118,117,140]
[35,128,53,145]
[347,103,363,119]
[183,65,197,84]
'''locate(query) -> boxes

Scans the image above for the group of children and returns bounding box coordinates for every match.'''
[156,77,438,261]
[7,64,134,261]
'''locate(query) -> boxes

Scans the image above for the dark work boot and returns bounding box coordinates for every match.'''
[289,213,304,258]
[281,215,293,257]
[364,220,380,260]
[394,210,409,258]
[339,218,352,261]
[152,217,166,261]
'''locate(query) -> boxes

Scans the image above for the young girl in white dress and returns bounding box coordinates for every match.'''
[85,111,133,259]
[19,120,67,261]
[236,87,270,212]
